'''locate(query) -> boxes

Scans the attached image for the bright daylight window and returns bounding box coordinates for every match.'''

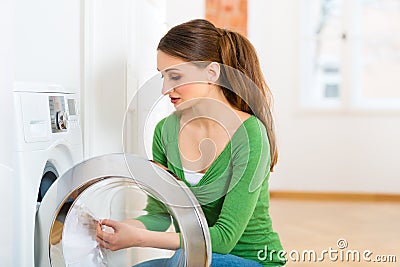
[301,0,400,110]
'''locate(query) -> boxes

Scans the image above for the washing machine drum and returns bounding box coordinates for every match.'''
[35,154,211,267]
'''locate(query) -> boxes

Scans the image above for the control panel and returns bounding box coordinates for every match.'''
[48,96,79,133]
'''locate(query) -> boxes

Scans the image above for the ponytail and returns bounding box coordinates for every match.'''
[216,29,278,171]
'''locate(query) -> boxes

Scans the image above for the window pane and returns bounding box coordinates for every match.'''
[325,83,340,98]
[303,0,343,106]
[360,0,400,36]
[357,0,400,100]
[359,38,400,99]
[307,0,343,38]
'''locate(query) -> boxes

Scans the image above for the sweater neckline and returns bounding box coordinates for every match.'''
[174,114,255,187]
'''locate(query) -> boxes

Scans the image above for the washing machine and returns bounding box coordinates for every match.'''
[13,82,83,267]
[34,153,211,266]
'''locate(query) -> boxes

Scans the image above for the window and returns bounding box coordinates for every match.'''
[302,0,400,110]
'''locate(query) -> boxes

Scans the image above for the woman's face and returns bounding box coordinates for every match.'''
[157,51,211,108]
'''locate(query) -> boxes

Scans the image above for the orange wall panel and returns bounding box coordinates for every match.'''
[206,0,247,36]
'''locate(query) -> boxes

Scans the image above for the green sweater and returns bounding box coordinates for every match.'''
[137,113,285,266]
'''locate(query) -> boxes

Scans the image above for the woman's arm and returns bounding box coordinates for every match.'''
[122,218,146,229]
[96,219,180,251]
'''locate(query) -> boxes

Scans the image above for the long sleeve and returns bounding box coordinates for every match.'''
[136,118,172,231]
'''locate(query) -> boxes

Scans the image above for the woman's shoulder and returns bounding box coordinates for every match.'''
[233,115,269,147]
[155,112,179,129]
[235,111,264,130]
[153,113,180,142]
[242,115,267,135]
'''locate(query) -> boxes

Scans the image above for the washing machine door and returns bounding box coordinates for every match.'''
[35,153,211,267]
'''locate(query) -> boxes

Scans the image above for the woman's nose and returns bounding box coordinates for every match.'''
[162,82,174,95]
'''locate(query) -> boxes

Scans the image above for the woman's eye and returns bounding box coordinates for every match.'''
[170,75,181,81]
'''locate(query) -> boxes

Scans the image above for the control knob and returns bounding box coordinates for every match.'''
[56,111,68,130]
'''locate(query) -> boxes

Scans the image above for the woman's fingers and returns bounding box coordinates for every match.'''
[96,219,143,250]
[96,222,113,242]
[100,219,119,230]
[96,226,118,251]
[96,219,124,251]
[96,235,109,249]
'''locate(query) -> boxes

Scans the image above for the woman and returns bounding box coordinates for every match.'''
[96,19,285,267]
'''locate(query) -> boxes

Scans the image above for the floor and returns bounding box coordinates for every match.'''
[269,198,400,267]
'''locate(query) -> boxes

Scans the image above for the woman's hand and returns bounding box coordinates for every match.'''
[96,219,145,251]
[96,218,181,251]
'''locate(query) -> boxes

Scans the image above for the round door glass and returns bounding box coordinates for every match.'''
[51,177,181,266]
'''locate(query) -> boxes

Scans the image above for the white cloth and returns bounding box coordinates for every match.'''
[62,204,107,267]
[182,167,205,186]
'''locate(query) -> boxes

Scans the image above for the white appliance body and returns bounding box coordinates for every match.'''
[13,83,83,267]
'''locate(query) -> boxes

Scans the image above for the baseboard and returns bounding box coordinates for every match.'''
[269,191,400,202]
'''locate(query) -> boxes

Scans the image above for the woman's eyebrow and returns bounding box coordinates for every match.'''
[158,67,180,73]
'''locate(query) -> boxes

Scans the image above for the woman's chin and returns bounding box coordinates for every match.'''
[174,101,191,111]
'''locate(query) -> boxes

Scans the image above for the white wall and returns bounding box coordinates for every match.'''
[125,0,168,157]
[0,0,16,265]
[165,0,205,27]
[82,0,129,157]
[15,0,81,93]
[249,0,400,193]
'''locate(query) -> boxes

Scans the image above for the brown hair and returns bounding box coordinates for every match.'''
[158,19,278,171]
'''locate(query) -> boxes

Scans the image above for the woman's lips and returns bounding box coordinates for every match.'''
[170,97,180,104]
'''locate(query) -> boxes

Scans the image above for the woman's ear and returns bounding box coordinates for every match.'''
[206,62,220,83]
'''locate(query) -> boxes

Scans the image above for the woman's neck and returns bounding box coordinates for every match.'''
[180,103,244,134]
